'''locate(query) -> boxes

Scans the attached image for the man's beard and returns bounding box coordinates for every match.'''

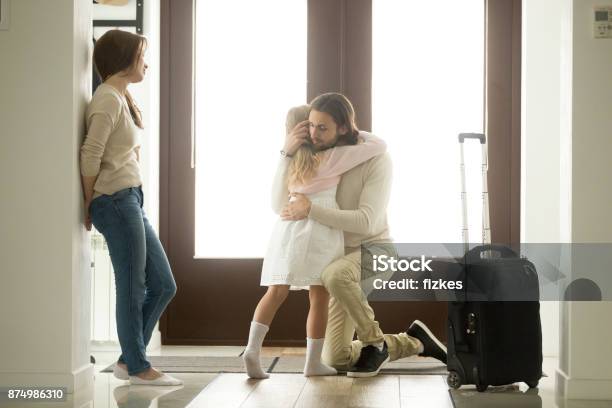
[313,133,341,152]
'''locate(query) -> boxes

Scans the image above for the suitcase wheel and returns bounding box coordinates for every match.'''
[476,383,488,392]
[526,380,539,389]
[446,370,462,389]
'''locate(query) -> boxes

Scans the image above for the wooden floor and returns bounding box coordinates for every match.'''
[89,347,579,408]
[186,373,453,408]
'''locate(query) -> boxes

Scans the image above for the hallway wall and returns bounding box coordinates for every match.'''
[556,0,612,400]
[0,0,93,392]
[522,0,563,358]
[523,0,612,400]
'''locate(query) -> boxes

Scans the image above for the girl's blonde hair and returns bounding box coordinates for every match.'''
[286,105,321,189]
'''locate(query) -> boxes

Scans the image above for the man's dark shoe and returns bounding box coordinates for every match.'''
[407,320,447,364]
[347,342,390,378]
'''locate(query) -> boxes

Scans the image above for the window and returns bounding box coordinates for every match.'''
[194,0,307,258]
[161,0,519,344]
[372,0,485,243]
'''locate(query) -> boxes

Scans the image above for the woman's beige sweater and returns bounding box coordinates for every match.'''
[80,84,142,198]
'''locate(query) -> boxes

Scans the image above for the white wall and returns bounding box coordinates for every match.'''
[0,0,93,393]
[521,0,563,358]
[139,0,161,232]
[556,0,612,400]
[524,0,612,400]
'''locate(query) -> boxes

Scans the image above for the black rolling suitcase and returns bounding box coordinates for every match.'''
[446,133,543,392]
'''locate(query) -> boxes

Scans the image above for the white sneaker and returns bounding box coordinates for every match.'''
[113,363,129,380]
[129,373,183,386]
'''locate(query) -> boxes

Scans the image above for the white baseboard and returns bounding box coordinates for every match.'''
[556,367,612,400]
[72,363,95,393]
[0,364,94,394]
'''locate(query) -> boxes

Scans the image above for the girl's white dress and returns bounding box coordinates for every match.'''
[260,186,343,289]
[260,132,386,289]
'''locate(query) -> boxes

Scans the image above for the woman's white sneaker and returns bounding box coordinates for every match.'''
[113,363,129,380]
[129,373,183,386]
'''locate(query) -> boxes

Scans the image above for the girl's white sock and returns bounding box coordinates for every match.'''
[303,337,338,377]
[243,321,270,379]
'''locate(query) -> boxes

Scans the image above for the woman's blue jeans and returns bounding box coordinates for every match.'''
[90,186,177,376]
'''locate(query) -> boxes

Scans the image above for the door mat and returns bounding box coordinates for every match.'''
[102,355,452,375]
[269,355,448,375]
[100,356,275,374]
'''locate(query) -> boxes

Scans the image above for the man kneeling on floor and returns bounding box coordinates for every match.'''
[281,95,447,377]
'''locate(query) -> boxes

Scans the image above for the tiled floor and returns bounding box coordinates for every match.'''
[1,346,610,407]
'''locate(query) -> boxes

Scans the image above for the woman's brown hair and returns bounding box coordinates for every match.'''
[93,29,147,129]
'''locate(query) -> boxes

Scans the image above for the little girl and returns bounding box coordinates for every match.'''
[243,94,387,378]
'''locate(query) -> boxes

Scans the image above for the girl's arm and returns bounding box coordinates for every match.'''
[271,157,292,215]
[271,119,309,213]
[317,132,386,178]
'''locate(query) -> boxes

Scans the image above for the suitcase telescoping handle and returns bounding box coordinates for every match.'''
[459,133,491,254]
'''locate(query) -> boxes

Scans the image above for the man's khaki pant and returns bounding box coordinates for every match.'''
[321,247,421,371]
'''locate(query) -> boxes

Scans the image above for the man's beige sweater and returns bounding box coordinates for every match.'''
[309,152,392,250]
